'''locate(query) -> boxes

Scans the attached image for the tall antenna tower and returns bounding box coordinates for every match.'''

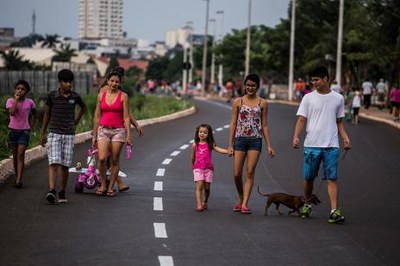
[32,9,36,34]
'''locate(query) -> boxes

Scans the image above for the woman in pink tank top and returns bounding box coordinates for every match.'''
[93,71,132,197]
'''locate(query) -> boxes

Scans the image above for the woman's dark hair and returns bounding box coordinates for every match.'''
[57,69,75,82]
[15,79,31,93]
[244,73,260,88]
[194,123,215,151]
[112,66,125,76]
[106,71,122,81]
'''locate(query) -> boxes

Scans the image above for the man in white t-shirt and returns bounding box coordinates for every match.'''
[292,66,351,224]
[362,78,374,109]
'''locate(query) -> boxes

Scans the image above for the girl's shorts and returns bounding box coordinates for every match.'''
[193,169,213,183]
[303,147,339,181]
[47,133,75,167]
[352,107,360,115]
[8,129,30,146]
[98,126,126,142]
[234,137,262,152]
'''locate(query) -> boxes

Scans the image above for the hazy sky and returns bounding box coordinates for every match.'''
[0,0,290,42]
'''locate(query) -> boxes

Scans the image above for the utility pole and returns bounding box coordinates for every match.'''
[288,0,296,101]
[210,18,216,86]
[245,0,252,77]
[216,10,224,89]
[335,0,344,85]
[32,9,36,35]
[201,0,210,95]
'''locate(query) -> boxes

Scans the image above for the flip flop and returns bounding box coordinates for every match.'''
[107,191,116,197]
[233,204,242,212]
[196,205,205,211]
[241,207,252,214]
[95,188,106,196]
[118,186,129,192]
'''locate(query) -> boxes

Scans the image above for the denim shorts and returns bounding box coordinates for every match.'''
[234,137,262,152]
[8,129,30,146]
[303,147,339,181]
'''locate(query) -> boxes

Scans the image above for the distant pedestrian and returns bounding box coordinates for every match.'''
[40,69,87,203]
[93,71,131,197]
[351,89,362,124]
[294,78,306,101]
[191,124,228,211]
[376,78,387,109]
[389,86,400,122]
[228,73,275,215]
[292,66,351,223]
[362,78,374,109]
[6,80,37,189]
[330,80,341,94]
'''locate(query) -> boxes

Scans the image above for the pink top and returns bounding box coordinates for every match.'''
[6,98,36,130]
[100,91,125,128]
[390,89,400,103]
[193,143,214,170]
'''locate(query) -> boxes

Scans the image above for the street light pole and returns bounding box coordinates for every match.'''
[245,0,252,77]
[210,18,216,86]
[335,0,344,86]
[187,21,194,84]
[216,10,224,89]
[201,0,210,95]
[288,0,296,101]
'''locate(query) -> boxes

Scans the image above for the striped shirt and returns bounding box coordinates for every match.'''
[46,89,85,135]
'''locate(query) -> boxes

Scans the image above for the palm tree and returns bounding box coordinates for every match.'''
[52,43,77,62]
[0,49,33,70]
[41,34,60,48]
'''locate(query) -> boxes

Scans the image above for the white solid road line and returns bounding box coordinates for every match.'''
[154,181,163,191]
[156,168,165,176]
[153,197,163,211]
[158,256,174,266]
[154,223,168,238]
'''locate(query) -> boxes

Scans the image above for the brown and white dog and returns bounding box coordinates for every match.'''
[257,186,321,216]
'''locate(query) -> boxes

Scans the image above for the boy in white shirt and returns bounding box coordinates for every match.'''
[292,66,351,223]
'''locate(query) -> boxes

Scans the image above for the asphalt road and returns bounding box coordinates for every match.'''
[0,99,399,266]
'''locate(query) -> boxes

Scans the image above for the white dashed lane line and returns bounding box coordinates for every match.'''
[154,223,168,238]
[154,181,163,191]
[158,256,174,266]
[179,144,190,150]
[156,168,165,176]
[153,197,163,211]
[162,158,172,165]
[170,151,180,156]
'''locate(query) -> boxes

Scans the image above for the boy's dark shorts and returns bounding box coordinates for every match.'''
[234,137,262,152]
[8,129,30,146]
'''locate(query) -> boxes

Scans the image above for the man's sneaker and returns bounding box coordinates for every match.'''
[328,208,345,223]
[299,204,312,218]
[58,190,68,203]
[46,190,57,204]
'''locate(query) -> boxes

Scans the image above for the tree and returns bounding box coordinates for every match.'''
[42,34,60,48]
[52,43,77,62]
[0,49,33,70]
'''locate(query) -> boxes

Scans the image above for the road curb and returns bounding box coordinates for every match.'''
[0,106,196,182]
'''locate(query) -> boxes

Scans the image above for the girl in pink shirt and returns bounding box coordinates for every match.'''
[6,80,36,188]
[191,124,228,211]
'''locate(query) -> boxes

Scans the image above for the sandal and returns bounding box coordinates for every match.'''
[95,188,106,196]
[233,204,242,212]
[118,186,129,192]
[241,207,252,214]
[107,191,116,197]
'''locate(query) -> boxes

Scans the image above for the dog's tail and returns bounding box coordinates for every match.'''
[257,186,270,197]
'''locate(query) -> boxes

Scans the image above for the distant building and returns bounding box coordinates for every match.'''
[165,26,193,48]
[78,0,123,39]
[0,28,15,37]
